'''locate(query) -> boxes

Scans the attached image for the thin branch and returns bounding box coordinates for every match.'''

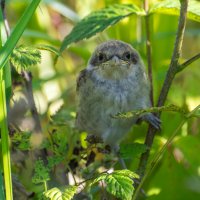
[144,0,154,106]
[137,0,189,180]
[177,53,200,73]
[22,71,42,133]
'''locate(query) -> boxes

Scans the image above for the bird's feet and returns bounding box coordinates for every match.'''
[141,113,161,130]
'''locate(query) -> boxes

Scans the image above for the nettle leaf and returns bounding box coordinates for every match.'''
[120,143,147,159]
[91,170,138,200]
[10,45,41,73]
[43,186,77,200]
[149,0,200,22]
[32,159,50,184]
[60,4,145,52]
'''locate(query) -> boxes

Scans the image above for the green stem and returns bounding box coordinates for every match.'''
[0,78,13,200]
[44,181,48,192]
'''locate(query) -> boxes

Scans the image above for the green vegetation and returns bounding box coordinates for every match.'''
[0,0,200,199]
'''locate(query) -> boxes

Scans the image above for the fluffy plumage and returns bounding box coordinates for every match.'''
[76,40,160,149]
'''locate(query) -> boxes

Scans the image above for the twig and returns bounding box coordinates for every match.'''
[144,0,154,106]
[177,53,200,73]
[137,0,189,181]
[22,71,42,133]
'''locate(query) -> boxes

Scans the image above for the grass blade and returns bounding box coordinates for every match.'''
[0,78,12,200]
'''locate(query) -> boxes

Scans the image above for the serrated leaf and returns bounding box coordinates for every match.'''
[10,45,41,73]
[113,169,139,180]
[32,159,50,184]
[120,143,147,159]
[60,4,145,52]
[11,131,32,150]
[105,173,134,200]
[90,170,138,200]
[149,0,200,22]
[90,173,107,186]
[43,186,77,200]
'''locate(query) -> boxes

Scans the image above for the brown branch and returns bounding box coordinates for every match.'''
[144,0,154,106]
[137,0,189,183]
[177,53,200,73]
[22,71,42,133]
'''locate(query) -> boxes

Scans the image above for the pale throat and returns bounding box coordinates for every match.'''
[94,63,133,81]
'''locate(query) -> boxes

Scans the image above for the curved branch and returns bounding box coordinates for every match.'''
[177,53,200,73]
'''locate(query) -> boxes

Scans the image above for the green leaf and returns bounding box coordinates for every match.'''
[113,169,139,179]
[120,143,147,159]
[32,159,50,184]
[60,4,145,52]
[90,170,138,200]
[43,186,77,200]
[106,174,133,200]
[10,45,41,73]
[11,131,32,151]
[0,0,41,70]
[149,0,200,23]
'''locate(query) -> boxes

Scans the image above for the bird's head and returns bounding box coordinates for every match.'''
[88,40,142,80]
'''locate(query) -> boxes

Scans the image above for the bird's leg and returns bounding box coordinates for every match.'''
[137,113,161,130]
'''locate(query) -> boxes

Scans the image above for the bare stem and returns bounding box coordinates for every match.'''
[177,53,200,73]
[137,0,189,184]
[22,71,42,133]
[144,0,154,106]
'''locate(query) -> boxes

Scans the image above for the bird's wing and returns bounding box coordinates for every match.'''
[76,69,88,92]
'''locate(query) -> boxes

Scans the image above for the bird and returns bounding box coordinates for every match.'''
[75,40,160,153]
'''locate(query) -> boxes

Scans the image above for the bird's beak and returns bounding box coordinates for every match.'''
[110,56,120,66]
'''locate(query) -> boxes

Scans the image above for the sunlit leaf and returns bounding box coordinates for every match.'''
[149,0,200,22]
[90,170,138,200]
[10,45,41,73]
[43,186,77,200]
[60,4,145,52]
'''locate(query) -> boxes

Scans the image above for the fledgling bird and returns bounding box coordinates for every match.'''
[76,40,160,152]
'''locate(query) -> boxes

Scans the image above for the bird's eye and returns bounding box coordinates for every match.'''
[98,53,105,62]
[124,52,131,60]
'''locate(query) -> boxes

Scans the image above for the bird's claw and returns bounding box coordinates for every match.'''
[142,113,161,130]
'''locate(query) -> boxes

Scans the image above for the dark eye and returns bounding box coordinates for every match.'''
[124,52,131,60]
[98,53,105,62]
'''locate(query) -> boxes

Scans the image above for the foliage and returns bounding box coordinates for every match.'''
[91,170,139,200]
[43,186,77,200]
[60,4,145,51]
[149,0,200,22]
[32,159,50,184]
[1,0,200,200]
[10,45,41,73]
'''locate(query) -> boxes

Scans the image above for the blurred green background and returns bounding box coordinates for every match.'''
[6,0,200,199]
